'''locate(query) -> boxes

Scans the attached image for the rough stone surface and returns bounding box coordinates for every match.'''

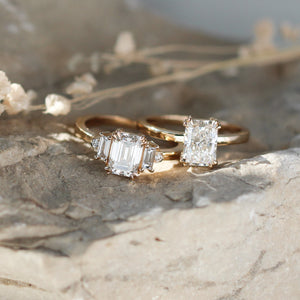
[0,1,300,300]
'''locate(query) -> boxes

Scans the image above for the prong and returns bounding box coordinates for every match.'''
[209,160,218,168]
[141,136,149,147]
[183,115,192,127]
[209,117,218,123]
[180,161,188,167]
[104,157,110,170]
[130,173,139,179]
[112,128,123,140]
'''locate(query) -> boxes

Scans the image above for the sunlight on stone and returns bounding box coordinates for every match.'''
[151,160,178,173]
[48,133,83,143]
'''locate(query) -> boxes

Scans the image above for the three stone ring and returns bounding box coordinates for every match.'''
[137,115,249,168]
[75,115,182,178]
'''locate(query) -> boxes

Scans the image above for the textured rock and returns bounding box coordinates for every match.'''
[0,1,300,299]
[0,149,299,300]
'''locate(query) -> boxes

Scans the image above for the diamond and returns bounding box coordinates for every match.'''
[92,133,111,161]
[142,148,156,171]
[91,138,99,150]
[106,131,145,177]
[142,141,161,172]
[154,151,163,163]
[180,118,218,167]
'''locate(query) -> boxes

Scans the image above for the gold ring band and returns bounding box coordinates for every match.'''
[75,115,136,143]
[137,115,249,145]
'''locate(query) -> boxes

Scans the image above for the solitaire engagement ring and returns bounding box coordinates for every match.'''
[137,115,249,168]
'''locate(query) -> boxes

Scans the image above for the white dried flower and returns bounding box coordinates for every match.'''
[280,22,300,41]
[254,19,275,46]
[114,31,136,56]
[65,73,97,96]
[67,53,85,72]
[76,73,97,87]
[0,70,11,100]
[4,83,31,115]
[26,89,38,102]
[66,81,93,96]
[44,94,71,116]
[90,52,101,73]
[238,19,277,58]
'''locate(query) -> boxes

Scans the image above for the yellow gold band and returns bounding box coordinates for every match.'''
[75,115,136,143]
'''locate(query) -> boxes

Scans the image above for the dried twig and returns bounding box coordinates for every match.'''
[72,46,300,110]
[138,44,238,56]
[29,44,300,112]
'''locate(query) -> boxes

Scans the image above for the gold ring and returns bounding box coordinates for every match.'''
[75,115,182,178]
[137,115,250,168]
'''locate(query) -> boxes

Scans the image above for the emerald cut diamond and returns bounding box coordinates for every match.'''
[180,117,219,167]
[107,131,144,177]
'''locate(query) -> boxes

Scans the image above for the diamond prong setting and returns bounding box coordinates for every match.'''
[183,115,192,127]
[91,129,162,178]
[180,117,219,167]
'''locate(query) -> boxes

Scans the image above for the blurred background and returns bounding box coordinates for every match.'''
[0,0,299,152]
[1,0,299,87]
[142,0,300,40]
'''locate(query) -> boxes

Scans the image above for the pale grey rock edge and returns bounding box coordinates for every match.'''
[0,1,300,299]
[0,148,299,300]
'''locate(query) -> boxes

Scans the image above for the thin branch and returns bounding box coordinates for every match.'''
[103,53,213,70]
[72,46,300,109]
[138,44,238,56]
[29,45,300,112]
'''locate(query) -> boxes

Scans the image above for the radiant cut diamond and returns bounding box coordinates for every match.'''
[106,131,145,177]
[180,117,219,167]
